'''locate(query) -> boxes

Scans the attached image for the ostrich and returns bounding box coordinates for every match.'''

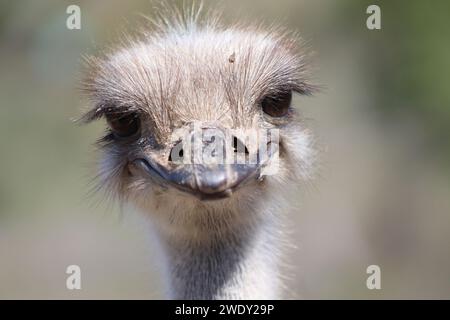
[81,6,316,300]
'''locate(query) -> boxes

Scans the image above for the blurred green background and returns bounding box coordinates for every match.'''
[0,0,449,299]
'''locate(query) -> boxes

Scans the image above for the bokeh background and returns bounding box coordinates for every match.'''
[1,0,449,299]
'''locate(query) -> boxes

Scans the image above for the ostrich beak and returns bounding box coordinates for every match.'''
[130,126,276,200]
[132,159,259,200]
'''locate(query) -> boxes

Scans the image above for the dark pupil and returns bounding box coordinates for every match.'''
[262,91,292,117]
[108,113,139,137]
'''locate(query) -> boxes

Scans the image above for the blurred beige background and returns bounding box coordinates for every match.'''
[0,0,449,299]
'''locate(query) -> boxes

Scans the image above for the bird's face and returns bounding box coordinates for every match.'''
[82,20,315,227]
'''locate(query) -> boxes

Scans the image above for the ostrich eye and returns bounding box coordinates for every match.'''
[106,113,140,138]
[261,91,292,117]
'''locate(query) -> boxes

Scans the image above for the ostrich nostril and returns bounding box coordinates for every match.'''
[168,141,184,163]
[232,136,249,155]
[232,135,251,165]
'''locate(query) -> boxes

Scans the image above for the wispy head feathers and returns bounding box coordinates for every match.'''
[81,3,315,143]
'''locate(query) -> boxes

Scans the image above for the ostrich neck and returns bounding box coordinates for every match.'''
[157,210,282,300]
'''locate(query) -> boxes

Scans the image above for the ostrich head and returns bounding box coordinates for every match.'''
[82,6,316,299]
